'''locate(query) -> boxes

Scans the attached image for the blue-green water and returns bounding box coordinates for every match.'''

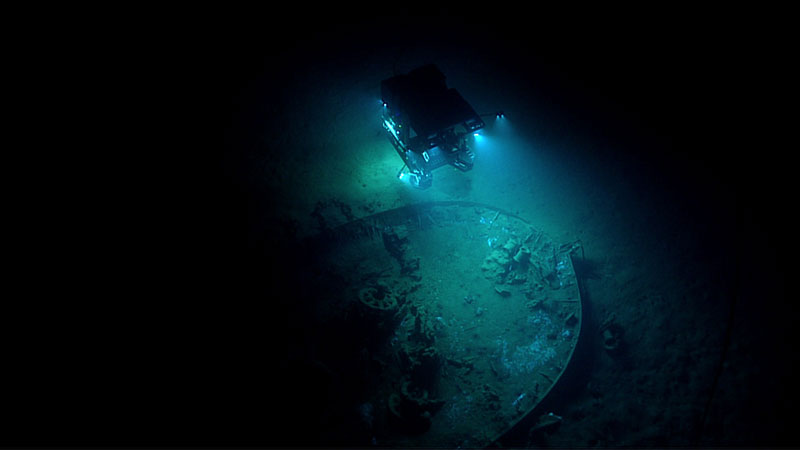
[208,18,793,448]
[212,19,793,447]
[8,13,791,449]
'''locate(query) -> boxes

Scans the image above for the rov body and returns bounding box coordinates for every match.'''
[381,65,484,189]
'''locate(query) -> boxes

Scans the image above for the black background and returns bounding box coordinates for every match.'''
[7,9,794,448]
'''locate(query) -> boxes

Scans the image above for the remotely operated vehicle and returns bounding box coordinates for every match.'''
[381,65,485,189]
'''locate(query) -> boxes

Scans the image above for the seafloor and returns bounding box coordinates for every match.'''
[211,15,793,448]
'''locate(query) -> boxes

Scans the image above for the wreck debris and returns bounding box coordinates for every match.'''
[599,312,623,353]
[359,284,398,311]
[309,202,582,448]
[494,286,511,297]
[529,412,563,436]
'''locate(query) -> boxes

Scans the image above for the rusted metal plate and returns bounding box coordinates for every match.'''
[311,202,582,447]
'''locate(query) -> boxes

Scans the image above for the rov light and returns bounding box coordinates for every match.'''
[496,111,505,119]
[383,119,400,141]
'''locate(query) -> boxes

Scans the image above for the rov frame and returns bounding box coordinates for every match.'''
[381,65,485,189]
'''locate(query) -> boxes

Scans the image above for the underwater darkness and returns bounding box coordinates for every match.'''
[7,12,793,449]
[210,16,796,448]
[207,17,795,447]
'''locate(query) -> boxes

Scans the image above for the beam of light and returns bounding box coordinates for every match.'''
[493,114,511,136]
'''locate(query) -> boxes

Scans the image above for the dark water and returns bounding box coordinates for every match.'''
[208,18,794,447]
[8,13,793,448]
